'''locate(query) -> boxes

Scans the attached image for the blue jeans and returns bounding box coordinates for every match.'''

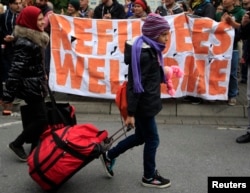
[228,50,239,98]
[108,116,160,178]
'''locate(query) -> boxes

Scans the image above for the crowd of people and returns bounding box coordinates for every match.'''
[0,0,250,189]
[0,0,248,105]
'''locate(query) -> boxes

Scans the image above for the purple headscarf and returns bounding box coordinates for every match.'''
[131,13,170,93]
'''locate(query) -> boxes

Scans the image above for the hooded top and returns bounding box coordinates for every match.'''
[16,6,42,32]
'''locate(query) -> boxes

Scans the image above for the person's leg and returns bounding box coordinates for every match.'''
[228,50,239,106]
[23,101,48,152]
[8,131,27,161]
[8,100,48,160]
[0,73,2,103]
[236,64,250,143]
[240,62,248,83]
[2,51,13,115]
[104,116,159,175]
[108,123,144,159]
[0,49,2,102]
[139,117,159,179]
[247,68,250,135]
[139,116,171,188]
[100,117,145,177]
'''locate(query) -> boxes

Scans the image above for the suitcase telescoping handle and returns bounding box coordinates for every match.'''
[47,85,68,126]
[103,125,133,150]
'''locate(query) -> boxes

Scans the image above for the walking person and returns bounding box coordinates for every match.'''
[100,13,171,188]
[236,10,250,143]
[3,6,50,161]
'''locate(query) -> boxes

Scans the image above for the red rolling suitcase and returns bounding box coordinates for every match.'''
[27,123,108,192]
[27,123,132,192]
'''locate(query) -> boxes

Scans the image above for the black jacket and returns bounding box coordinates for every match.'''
[192,0,215,19]
[240,23,250,64]
[3,25,50,103]
[93,0,126,19]
[0,9,18,48]
[124,40,165,117]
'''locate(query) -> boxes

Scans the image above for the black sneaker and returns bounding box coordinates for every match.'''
[142,170,171,188]
[236,133,250,143]
[100,151,116,178]
[8,142,27,162]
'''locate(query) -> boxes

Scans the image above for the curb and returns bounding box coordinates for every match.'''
[1,99,247,118]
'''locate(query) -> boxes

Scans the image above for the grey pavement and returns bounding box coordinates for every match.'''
[0,115,250,193]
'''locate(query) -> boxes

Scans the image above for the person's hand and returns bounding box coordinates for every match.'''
[125,115,135,128]
[168,9,174,15]
[103,13,112,19]
[221,12,241,28]
[4,35,14,42]
[242,12,250,26]
[221,12,233,24]
[125,0,130,6]
[186,8,193,14]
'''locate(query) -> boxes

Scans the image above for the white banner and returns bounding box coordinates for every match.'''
[49,13,234,100]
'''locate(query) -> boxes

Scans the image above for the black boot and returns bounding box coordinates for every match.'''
[236,133,250,143]
[8,142,27,161]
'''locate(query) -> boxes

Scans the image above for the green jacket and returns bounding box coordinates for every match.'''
[215,6,245,23]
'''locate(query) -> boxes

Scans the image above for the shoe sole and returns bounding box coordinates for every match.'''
[141,181,171,189]
[99,154,113,178]
[236,140,250,143]
[7,144,27,162]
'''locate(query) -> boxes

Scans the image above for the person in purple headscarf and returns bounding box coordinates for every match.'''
[100,13,171,189]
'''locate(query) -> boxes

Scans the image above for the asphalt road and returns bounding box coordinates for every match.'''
[0,115,250,193]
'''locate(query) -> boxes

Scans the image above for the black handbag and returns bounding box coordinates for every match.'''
[45,86,77,128]
[20,86,77,138]
[20,102,48,143]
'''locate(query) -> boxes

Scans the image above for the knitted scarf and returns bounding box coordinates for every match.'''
[131,35,166,93]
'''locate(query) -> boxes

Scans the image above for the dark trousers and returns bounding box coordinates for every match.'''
[13,100,48,151]
[0,72,2,100]
[0,49,3,99]
[108,116,159,179]
[241,63,248,82]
